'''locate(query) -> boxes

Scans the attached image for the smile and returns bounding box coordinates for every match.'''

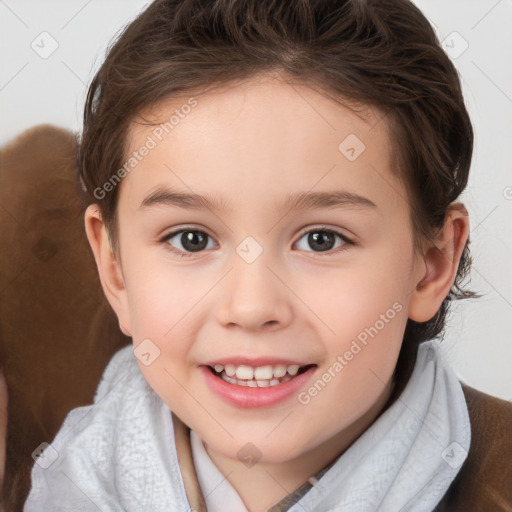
[209,363,312,387]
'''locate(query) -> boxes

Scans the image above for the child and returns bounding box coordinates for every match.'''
[23,0,512,511]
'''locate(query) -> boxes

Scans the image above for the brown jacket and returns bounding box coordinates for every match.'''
[435,384,512,512]
[0,126,511,511]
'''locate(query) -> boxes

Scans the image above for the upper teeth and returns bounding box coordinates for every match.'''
[213,363,301,380]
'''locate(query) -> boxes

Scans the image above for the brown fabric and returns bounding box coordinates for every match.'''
[267,461,334,512]
[173,413,207,512]
[0,369,7,494]
[0,126,131,511]
[435,383,512,512]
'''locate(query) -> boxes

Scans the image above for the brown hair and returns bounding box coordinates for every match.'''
[77,0,476,353]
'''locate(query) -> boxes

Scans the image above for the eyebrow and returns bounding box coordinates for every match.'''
[139,186,377,214]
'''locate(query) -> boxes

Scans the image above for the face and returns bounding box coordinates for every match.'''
[106,75,427,467]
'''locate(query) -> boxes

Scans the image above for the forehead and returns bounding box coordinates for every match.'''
[129,75,386,150]
[121,75,405,219]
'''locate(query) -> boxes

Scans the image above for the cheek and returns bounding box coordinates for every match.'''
[123,257,199,390]
[123,253,199,337]
[305,257,409,339]
[301,255,410,399]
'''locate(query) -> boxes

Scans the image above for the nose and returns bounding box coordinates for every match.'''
[215,250,294,332]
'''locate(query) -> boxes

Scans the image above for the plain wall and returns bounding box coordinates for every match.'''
[0,0,511,400]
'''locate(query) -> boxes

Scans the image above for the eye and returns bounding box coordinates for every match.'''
[160,226,354,258]
[294,227,353,254]
[161,228,216,257]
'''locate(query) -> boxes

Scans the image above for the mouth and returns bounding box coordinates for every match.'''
[206,363,316,388]
[201,360,318,408]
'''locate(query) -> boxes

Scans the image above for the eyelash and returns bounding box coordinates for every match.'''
[159,226,355,259]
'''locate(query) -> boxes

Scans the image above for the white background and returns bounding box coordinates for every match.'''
[1,0,511,400]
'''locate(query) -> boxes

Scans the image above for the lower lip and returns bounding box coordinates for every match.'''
[200,366,316,408]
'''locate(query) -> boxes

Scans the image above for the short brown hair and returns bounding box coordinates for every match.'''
[77,0,476,351]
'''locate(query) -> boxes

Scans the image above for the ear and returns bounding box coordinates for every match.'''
[408,203,470,323]
[84,204,132,337]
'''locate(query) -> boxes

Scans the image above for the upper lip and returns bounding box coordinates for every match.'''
[203,357,312,367]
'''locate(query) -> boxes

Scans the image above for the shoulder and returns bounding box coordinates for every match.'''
[60,344,154,446]
[37,344,146,466]
[436,383,512,511]
[24,344,183,510]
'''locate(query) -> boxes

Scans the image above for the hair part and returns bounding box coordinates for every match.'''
[77,0,477,352]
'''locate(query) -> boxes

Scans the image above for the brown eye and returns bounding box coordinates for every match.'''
[164,229,215,255]
[307,231,336,252]
[295,228,352,254]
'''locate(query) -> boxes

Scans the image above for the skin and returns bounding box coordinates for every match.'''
[85,73,469,512]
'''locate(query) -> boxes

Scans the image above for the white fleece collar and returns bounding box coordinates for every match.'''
[23,340,470,512]
[190,340,471,512]
[288,340,471,512]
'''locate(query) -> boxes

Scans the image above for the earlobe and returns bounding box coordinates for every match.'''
[408,204,469,323]
[84,204,132,337]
